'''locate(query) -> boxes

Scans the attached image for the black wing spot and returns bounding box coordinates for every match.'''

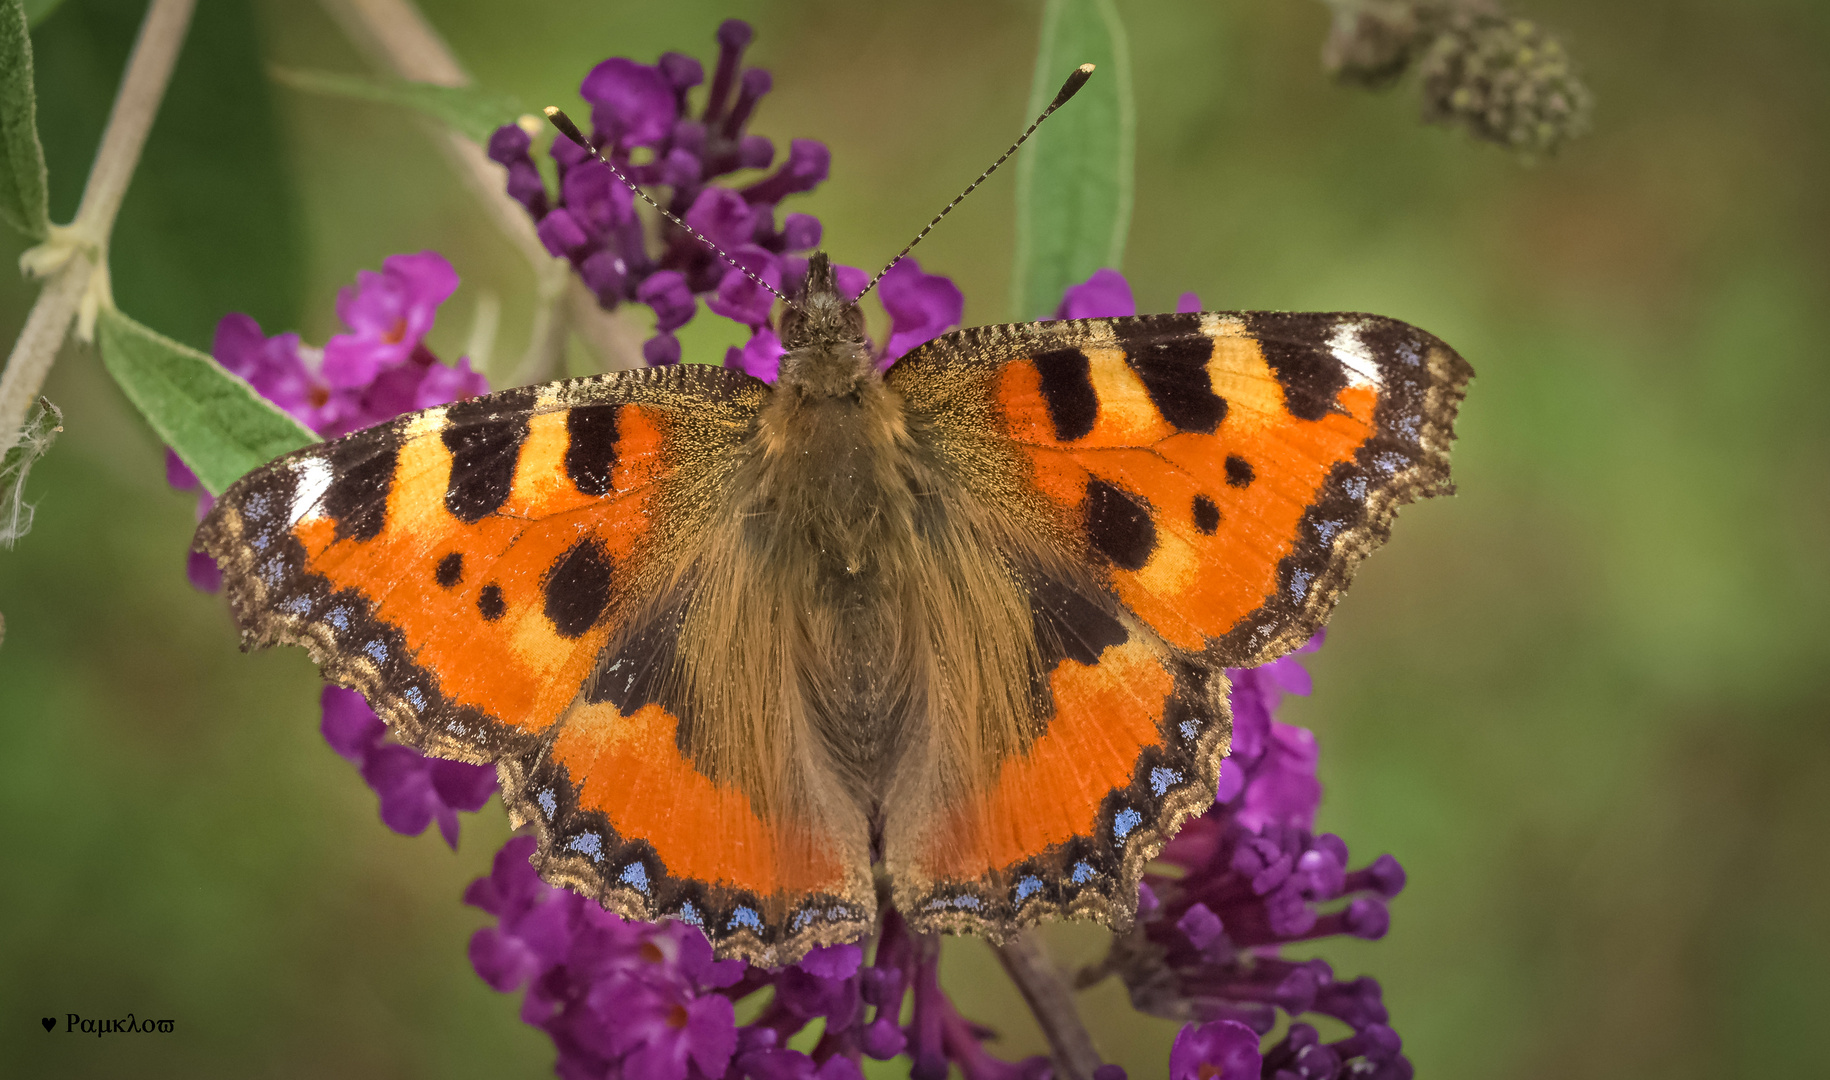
[435,551,464,588]
[1256,331,1348,423]
[1224,455,1255,488]
[544,539,614,639]
[1122,336,1226,433]
[1029,574,1129,670]
[1084,479,1157,571]
[1032,347,1098,442]
[477,584,506,621]
[1193,494,1220,534]
[443,397,531,523]
[565,404,621,497]
[323,434,400,543]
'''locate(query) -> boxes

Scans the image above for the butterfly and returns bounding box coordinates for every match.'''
[195,249,1469,966]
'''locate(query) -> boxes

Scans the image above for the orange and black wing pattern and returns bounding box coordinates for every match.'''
[197,366,871,960]
[884,310,1470,935]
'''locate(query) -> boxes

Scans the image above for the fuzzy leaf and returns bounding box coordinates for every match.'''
[0,0,50,238]
[1,396,61,547]
[269,67,524,145]
[1009,0,1135,320]
[23,0,66,27]
[96,307,315,496]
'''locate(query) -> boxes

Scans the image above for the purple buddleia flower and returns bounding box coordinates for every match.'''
[170,252,486,594]
[322,251,460,389]
[486,20,834,367]
[1056,267,1136,319]
[320,687,496,848]
[877,258,964,364]
[1170,1020,1263,1080]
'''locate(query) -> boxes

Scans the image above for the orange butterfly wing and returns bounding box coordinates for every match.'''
[197,366,873,961]
[883,310,1470,935]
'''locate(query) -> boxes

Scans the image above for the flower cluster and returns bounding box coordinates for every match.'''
[170,250,496,844]
[1086,635,1414,1080]
[1320,0,1590,155]
[485,20,967,379]
[468,831,1074,1080]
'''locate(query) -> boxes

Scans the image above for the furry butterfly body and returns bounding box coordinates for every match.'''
[197,253,1470,965]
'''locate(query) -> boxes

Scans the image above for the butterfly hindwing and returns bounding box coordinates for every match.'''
[882,310,1469,934]
[198,365,874,960]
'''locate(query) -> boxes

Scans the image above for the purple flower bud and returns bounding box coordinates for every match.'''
[1312,976,1389,1030]
[705,20,754,125]
[1332,1022,1402,1061]
[1137,881,1161,917]
[322,252,459,389]
[662,146,703,189]
[742,139,830,205]
[1341,898,1391,940]
[779,212,821,252]
[637,270,697,332]
[563,161,636,236]
[723,67,773,138]
[740,134,775,169]
[859,1016,906,1059]
[658,51,704,91]
[725,327,785,382]
[581,58,677,149]
[579,248,632,304]
[706,247,782,328]
[797,943,863,979]
[1345,853,1407,898]
[685,186,759,253]
[877,258,964,364]
[486,123,531,164]
[502,159,548,217]
[643,333,682,367]
[320,686,384,763]
[1296,845,1347,901]
[1169,1019,1263,1080]
[536,207,591,258]
[186,550,223,592]
[411,356,488,411]
[1214,756,1246,803]
[1055,268,1136,319]
[834,263,869,302]
[1178,902,1225,951]
[1177,290,1204,313]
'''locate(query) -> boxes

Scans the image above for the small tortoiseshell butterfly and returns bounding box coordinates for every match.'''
[196,77,1471,967]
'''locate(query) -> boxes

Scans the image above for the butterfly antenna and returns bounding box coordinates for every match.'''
[860,63,1095,299]
[544,107,802,312]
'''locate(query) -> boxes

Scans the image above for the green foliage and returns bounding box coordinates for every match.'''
[96,307,314,496]
[1009,0,1135,320]
[23,0,66,27]
[0,0,50,239]
[270,67,526,146]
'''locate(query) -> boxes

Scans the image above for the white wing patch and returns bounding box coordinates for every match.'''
[289,456,334,525]
[1327,321,1385,390]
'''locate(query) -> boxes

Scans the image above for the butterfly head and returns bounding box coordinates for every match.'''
[777,252,873,395]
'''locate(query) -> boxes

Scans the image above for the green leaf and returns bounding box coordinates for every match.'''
[96,307,316,496]
[269,67,524,145]
[0,0,51,238]
[1,396,61,547]
[1009,0,1135,321]
[23,0,67,28]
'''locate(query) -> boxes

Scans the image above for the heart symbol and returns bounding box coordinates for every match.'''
[41,1017,55,1032]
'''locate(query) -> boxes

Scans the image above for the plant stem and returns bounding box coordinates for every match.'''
[0,0,196,449]
[316,0,643,376]
[993,932,1104,1080]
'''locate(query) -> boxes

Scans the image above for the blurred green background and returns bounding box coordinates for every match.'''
[3,0,1827,1076]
